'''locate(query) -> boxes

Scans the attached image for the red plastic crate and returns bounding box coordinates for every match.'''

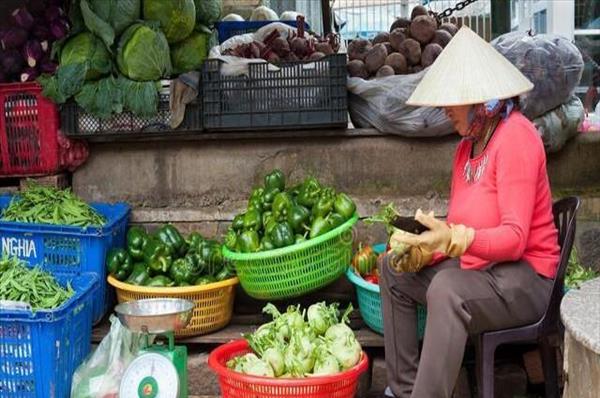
[0,82,60,177]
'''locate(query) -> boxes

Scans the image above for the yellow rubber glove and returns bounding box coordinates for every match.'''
[387,245,434,273]
[393,209,475,258]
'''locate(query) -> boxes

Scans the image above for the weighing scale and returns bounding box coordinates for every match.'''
[115,298,194,398]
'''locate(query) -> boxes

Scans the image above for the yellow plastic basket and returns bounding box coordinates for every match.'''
[107,275,239,337]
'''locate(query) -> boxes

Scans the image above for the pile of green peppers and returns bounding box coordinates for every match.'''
[225,169,357,253]
[107,224,235,287]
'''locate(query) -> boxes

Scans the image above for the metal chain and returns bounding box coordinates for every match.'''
[433,0,480,22]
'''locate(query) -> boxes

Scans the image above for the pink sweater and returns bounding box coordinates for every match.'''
[445,111,560,278]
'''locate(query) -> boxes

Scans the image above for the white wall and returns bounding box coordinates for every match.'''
[511,0,574,39]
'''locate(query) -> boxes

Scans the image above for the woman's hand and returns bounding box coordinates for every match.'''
[385,245,434,273]
[393,209,475,258]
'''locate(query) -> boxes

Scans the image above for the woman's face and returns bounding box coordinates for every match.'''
[444,105,472,137]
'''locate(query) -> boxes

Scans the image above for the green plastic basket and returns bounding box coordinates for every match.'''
[223,214,358,300]
[346,243,426,338]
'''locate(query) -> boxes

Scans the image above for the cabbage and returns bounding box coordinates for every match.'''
[75,76,123,119]
[194,0,222,27]
[117,23,172,81]
[80,0,140,47]
[222,13,244,22]
[250,6,278,21]
[60,32,111,80]
[171,31,210,74]
[144,0,196,44]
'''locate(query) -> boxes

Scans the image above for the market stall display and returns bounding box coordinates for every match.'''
[0,0,67,83]
[0,187,130,324]
[0,268,98,398]
[208,303,369,397]
[223,170,357,300]
[204,21,347,131]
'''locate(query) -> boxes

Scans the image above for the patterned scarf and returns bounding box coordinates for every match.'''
[465,99,514,140]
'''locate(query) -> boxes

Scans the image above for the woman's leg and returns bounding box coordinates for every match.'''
[411,260,553,398]
[380,257,460,398]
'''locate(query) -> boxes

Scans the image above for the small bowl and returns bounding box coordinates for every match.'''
[114,298,194,334]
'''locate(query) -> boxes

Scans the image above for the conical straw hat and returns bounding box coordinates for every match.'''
[406,26,533,107]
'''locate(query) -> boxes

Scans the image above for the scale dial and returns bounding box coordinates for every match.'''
[120,353,179,398]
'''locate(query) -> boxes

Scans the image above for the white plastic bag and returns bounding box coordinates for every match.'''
[71,315,145,398]
[347,70,454,137]
[492,31,584,120]
[533,95,584,153]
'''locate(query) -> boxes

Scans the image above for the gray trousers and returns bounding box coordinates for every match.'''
[379,256,553,398]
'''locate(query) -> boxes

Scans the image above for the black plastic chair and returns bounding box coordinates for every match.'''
[475,196,580,398]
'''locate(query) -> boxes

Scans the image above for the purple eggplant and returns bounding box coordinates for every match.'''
[50,18,69,40]
[1,27,28,50]
[2,50,24,75]
[12,7,35,31]
[32,22,52,41]
[28,0,47,17]
[39,58,57,74]
[20,67,39,82]
[45,5,64,22]
[22,40,43,68]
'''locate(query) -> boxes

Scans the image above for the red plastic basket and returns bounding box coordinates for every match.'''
[0,82,60,177]
[208,340,369,398]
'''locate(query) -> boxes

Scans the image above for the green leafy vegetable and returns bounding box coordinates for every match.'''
[194,0,222,27]
[118,76,160,117]
[75,75,123,119]
[60,32,112,80]
[117,23,172,81]
[80,0,141,48]
[565,248,598,289]
[1,183,106,227]
[38,63,88,105]
[143,0,196,44]
[171,30,210,74]
[0,257,74,310]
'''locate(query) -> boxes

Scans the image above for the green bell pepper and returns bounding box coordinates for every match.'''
[295,234,307,244]
[145,275,175,287]
[309,216,331,239]
[126,226,148,261]
[243,209,262,231]
[143,238,172,275]
[270,222,295,248]
[186,232,204,253]
[106,248,134,281]
[312,194,335,218]
[261,188,280,211]
[264,218,278,236]
[264,169,285,191]
[328,213,347,230]
[215,265,236,281]
[179,282,191,287]
[224,229,238,251]
[170,257,200,285]
[248,187,264,211]
[156,224,188,258]
[334,193,356,220]
[195,275,217,285]
[232,214,245,231]
[125,263,150,286]
[287,204,311,233]
[199,240,224,274]
[297,177,321,208]
[260,236,276,251]
[250,187,265,201]
[272,192,292,220]
[239,230,260,253]
[262,211,274,229]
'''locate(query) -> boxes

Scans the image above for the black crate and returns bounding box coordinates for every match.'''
[61,82,202,137]
[201,54,348,132]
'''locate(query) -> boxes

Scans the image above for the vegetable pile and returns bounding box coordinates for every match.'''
[38,0,219,119]
[0,0,68,83]
[565,248,599,289]
[347,6,458,79]
[222,5,305,24]
[0,256,74,310]
[227,302,363,377]
[351,244,380,285]
[225,170,357,253]
[1,183,106,227]
[107,224,234,287]
[222,17,340,64]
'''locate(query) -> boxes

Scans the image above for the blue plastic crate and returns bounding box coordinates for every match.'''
[0,195,130,324]
[215,20,310,43]
[0,273,98,398]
